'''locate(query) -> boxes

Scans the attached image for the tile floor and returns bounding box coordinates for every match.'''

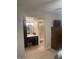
[25,42,57,59]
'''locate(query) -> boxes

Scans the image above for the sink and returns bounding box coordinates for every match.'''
[27,34,38,37]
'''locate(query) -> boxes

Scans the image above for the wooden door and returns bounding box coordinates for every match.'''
[51,27,62,50]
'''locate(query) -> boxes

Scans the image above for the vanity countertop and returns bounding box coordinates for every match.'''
[27,34,38,37]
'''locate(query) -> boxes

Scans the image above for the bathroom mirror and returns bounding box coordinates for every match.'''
[26,23,35,34]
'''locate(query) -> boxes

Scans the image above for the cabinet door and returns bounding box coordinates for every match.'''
[51,27,58,49]
[57,28,62,48]
[51,27,62,50]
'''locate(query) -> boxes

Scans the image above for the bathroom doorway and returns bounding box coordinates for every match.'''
[38,19,45,48]
[23,16,46,50]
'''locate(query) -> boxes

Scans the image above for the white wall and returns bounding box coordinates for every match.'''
[17,10,26,59]
[44,17,53,49]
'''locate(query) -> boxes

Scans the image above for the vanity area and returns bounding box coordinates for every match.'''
[27,34,38,45]
[24,34,38,48]
[24,25,39,48]
[24,32,39,48]
[24,17,39,48]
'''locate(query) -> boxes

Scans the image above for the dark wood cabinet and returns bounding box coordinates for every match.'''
[27,36,38,45]
[24,36,38,48]
[51,27,62,50]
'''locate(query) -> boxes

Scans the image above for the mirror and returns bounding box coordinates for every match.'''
[26,23,35,34]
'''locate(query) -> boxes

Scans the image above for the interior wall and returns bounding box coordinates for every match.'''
[44,17,53,49]
[17,10,26,59]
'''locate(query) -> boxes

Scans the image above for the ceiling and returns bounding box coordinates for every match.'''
[17,0,62,18]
